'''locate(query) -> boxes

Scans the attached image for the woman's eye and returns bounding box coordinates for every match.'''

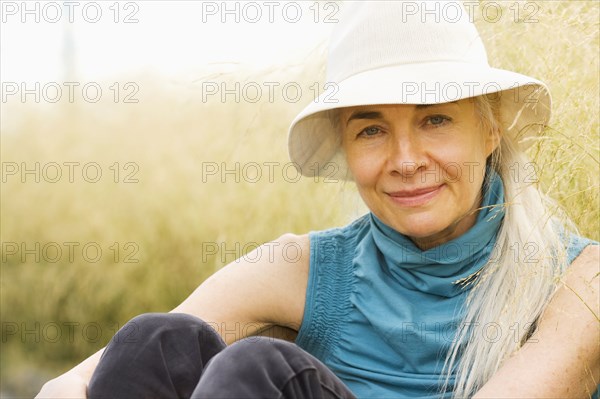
[359,126,381,137]
[425,115,451,127]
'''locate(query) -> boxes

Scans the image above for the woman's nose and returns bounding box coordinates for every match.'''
[386,131,428,177]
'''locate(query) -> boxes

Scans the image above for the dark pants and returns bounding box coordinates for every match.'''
[88,313,356,399]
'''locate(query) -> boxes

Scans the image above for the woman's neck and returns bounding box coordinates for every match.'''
[409,194,482,251]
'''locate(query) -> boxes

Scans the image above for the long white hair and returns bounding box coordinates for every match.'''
[439,94,576,397]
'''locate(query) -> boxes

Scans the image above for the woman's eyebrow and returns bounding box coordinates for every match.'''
[346,111,383,126]
[415,101,459,109]
[345,102,460,125]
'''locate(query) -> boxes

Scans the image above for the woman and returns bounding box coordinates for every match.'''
[37,1,599,398]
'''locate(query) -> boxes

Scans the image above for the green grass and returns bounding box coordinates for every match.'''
[1,1,598,397]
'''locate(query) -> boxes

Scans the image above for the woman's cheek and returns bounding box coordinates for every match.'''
[437,146,487,184]
[441,162,463,183]
[352,154,380,184]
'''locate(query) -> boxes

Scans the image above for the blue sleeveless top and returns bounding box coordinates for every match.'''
[295,175,598,398]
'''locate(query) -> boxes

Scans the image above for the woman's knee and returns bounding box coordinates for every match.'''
[193,337,340,398]
[110,312,224,349]
[124,312,206,331]
[232,336,303,357]
[207,336,312,376]
[90,313,226,398]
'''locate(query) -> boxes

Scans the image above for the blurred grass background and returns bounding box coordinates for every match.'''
[1,1,598,397]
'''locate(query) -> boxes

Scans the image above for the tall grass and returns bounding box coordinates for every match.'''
[1,1,598,397]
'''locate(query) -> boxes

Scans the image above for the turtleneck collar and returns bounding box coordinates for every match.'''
[368,169,505,297]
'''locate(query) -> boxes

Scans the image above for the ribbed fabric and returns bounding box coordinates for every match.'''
[299,219,362,362]
[295,176,598,398]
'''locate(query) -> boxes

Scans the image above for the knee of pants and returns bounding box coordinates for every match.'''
[89,313,223,399]
[206,336,310,378]
[112,312,224,347]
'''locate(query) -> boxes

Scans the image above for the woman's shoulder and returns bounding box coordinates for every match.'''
[274,214,371,276]
[274,215,371,278]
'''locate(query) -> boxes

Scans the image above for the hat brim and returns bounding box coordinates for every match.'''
[288,61,551,179]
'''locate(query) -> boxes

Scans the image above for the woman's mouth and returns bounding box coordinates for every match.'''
[386,184,445,207]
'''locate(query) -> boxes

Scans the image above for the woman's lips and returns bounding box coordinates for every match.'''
[386,184,444,207]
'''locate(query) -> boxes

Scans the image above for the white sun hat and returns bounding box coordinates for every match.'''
[287,0,551,179]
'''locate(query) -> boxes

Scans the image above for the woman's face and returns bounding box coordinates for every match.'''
[340,99,499,250]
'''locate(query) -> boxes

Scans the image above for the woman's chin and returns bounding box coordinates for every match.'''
[396,224,447,243]
[389,214,446,236]
[388,215,459,248]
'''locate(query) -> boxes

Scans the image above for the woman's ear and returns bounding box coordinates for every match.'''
[485,126,502,157]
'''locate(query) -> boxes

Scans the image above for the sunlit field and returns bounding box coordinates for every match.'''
[1,1,598,397]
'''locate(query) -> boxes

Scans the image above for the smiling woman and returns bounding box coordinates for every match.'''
[35,1,599,399]
[338,100,497,249]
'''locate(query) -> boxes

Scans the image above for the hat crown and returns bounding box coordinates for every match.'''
[288,1,551,180]
[327,1,489,83]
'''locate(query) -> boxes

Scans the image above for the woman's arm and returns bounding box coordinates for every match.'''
[35,350,104,398]
[473,244,600,398]
[170,233,309,343]
[36,233,310,398]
